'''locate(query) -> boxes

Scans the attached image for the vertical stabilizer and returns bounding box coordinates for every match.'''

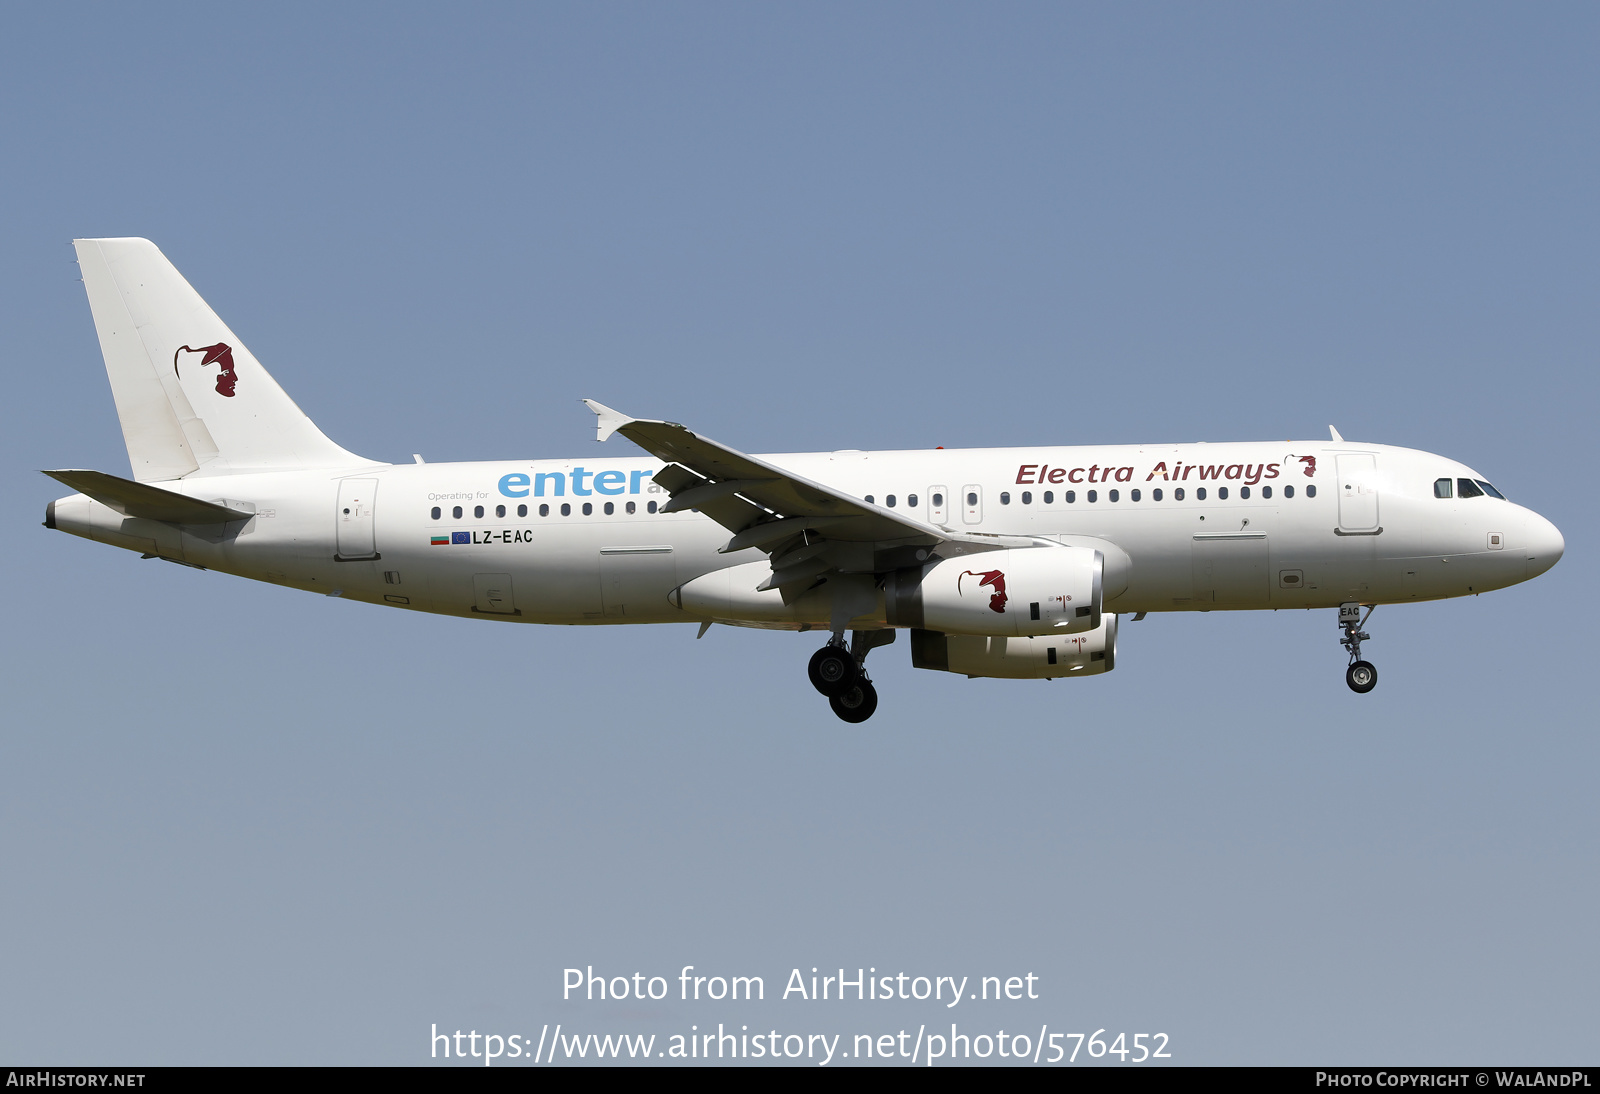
[73,238,375,480]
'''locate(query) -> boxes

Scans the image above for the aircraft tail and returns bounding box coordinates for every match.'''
[72,237,375,481]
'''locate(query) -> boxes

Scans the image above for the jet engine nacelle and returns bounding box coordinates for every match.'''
[909,614,1118,679]
[886,546,1102,638]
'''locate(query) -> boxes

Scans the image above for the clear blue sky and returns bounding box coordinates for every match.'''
[2,2,1594,1065]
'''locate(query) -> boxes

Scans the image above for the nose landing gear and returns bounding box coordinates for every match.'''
[809,630,894,722]
[1339,602,1377,694]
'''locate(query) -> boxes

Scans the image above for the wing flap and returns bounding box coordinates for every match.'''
[659,477,777,514]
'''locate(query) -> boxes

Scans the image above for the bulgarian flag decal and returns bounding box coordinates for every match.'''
[430,535,450,546]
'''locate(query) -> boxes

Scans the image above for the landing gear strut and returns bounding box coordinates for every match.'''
[1339,602,1377,694]
[809,630,894,722]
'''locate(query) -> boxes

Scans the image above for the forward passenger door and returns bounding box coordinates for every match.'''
[1336,454,1380,532]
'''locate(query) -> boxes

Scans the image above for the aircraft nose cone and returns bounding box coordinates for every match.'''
[1524,512,1564,579]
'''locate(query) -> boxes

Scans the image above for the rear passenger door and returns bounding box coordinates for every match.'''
[335,477,379,560]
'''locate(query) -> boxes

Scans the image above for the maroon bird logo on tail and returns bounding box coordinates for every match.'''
[174,343,238,397]
[959,569,1008,614]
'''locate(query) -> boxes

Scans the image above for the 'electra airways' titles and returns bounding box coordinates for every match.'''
[46,239,1564,721]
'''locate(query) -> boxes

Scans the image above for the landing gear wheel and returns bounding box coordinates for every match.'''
[1346,660,1377,694]
[808,645,858,697]
[829,680,878,723]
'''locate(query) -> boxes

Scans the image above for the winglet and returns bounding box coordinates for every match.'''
[583,399,633,442]
[1328,424,1344,442]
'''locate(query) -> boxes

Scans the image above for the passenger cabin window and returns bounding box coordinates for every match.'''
[1065,491,1076,504]
[560,503,571,516]
[864,495,874,504]
[604,502,614,515]
[1108,489,1119,502]
[517,504,528,517]
[430,506,441,520]
[966,492,978,506]
[626,501,636,514]
[1196,488,1207,501]
[648,501,658,513]
[1434,478,1453,499]
[1000,492,1011,505]
[908,494,918,507]
[452,506,463,519]
[1021,491,1032,504]
[1457,478,1485,499]
[1284,485,1294,498]
[582,503,593,515]
[1261,486,1271,499]
[495,504,506,518]
[474,505,485,518]
[1131,489,1141,502]
[932,493,944,507]
[1087,490,1098,503]
[1043,491,1053,504]
[1174,488,1185,501]
[1218,487,1228,500]
[886,495,896,508]
[1153,488,1163,501]
[1306,485,1317,498]
[539,504,550,516]
[1240,486,1250,499]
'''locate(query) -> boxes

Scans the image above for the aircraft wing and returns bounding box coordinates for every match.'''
[584,400,1021,590]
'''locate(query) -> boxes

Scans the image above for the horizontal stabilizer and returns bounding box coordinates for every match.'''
[42,469,252,524]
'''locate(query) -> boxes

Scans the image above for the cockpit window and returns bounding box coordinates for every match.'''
[1433,478,1453,499]
[1457,478,1485,499]
[1474,479,1506,500]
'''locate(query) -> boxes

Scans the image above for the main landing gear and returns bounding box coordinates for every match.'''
[1339,602,1378,694]
[808,630,894,723]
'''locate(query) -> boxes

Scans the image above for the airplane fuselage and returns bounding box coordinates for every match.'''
[48,439,1562,626]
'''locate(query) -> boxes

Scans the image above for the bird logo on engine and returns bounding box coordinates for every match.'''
[959,569,1008,614]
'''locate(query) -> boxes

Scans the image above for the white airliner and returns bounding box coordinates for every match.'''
[46,239,1564,721]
